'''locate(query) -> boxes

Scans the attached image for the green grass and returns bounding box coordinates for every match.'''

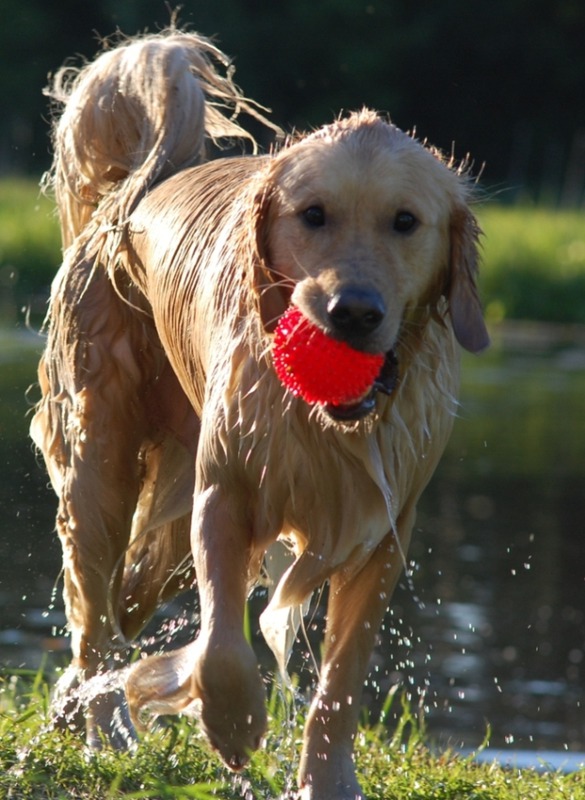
[1,179,585,326]
[477,205,585,325]
[1,670,583,799]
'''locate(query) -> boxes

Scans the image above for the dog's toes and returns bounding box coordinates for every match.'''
[51,665,138,750]
[297,783,365,800]
[298,756,365,800]
[200,699,266,771]
[193,638,267,770]
[85,688,138,751]
[50,665,86,734]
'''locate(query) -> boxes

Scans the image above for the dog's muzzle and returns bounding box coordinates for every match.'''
[324,350,399,421]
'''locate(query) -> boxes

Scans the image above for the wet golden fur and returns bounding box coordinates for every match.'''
[31,30,488,800]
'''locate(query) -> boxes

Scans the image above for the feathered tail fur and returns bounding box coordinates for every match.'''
[43,28,280,251]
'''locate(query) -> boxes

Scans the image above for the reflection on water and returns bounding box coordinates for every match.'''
[380,324,585,753]
[1,323,584,754]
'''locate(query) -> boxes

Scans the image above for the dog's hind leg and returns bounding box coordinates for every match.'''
[119,515,194,641]
[116,367,199,639]
[54,423,146,749]
[32,266,157,748]
[38,390,148,748]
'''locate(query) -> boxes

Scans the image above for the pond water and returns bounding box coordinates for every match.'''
[1,322,584,757]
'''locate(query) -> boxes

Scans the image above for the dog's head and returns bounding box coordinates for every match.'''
[252,110,489,419]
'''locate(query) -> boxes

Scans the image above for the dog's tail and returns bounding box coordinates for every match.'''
[43,28,281,251]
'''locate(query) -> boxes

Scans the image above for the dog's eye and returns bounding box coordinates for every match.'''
[302,206,326,227]
[393,211,418,233]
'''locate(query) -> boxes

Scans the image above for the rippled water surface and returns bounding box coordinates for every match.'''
[1,323,584,754]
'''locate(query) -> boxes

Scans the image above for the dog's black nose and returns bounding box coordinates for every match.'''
[327,287,386,337]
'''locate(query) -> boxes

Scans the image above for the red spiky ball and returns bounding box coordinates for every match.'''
[272,306,385,406]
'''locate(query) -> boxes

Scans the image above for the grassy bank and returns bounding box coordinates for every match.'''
[479,205,585,325]
[1,179,585,327]
[1,671,583,800]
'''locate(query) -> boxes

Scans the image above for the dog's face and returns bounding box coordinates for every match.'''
[254,113,488,418]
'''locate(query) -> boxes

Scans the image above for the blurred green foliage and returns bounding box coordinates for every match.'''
[1,0,585,205]
[0,180,59,326]
[478,205,585,324]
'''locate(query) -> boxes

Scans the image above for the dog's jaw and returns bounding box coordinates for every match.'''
[323,349,399,423]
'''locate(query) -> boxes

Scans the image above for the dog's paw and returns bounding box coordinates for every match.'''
[298,777,365,800]
[192,637,267,770]
[51,665,137,750]
[299,750,365,800]
[50,665,86,734]
[85,688,138,751]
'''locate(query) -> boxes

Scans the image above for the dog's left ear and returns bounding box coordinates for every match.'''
[250,179,289,333]
[447,207,490,353]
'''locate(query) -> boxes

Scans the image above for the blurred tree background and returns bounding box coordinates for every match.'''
[1,0,584,205]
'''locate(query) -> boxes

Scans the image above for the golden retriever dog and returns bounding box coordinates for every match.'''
[31,30,489,800]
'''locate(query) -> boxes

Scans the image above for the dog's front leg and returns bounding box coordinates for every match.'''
[299,518,413,800]
[190,484,267,770]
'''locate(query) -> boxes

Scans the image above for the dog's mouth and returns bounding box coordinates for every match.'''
[324,350,399,421]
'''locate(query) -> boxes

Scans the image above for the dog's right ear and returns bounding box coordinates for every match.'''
[251,179,290,333]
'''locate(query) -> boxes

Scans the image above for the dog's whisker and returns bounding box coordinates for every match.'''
[261,265,296,284]
[259,277,294,295]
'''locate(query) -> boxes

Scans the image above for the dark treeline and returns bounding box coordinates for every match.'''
[2,0,585,204]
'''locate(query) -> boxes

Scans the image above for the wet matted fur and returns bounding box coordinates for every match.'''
[31,29,489,800]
